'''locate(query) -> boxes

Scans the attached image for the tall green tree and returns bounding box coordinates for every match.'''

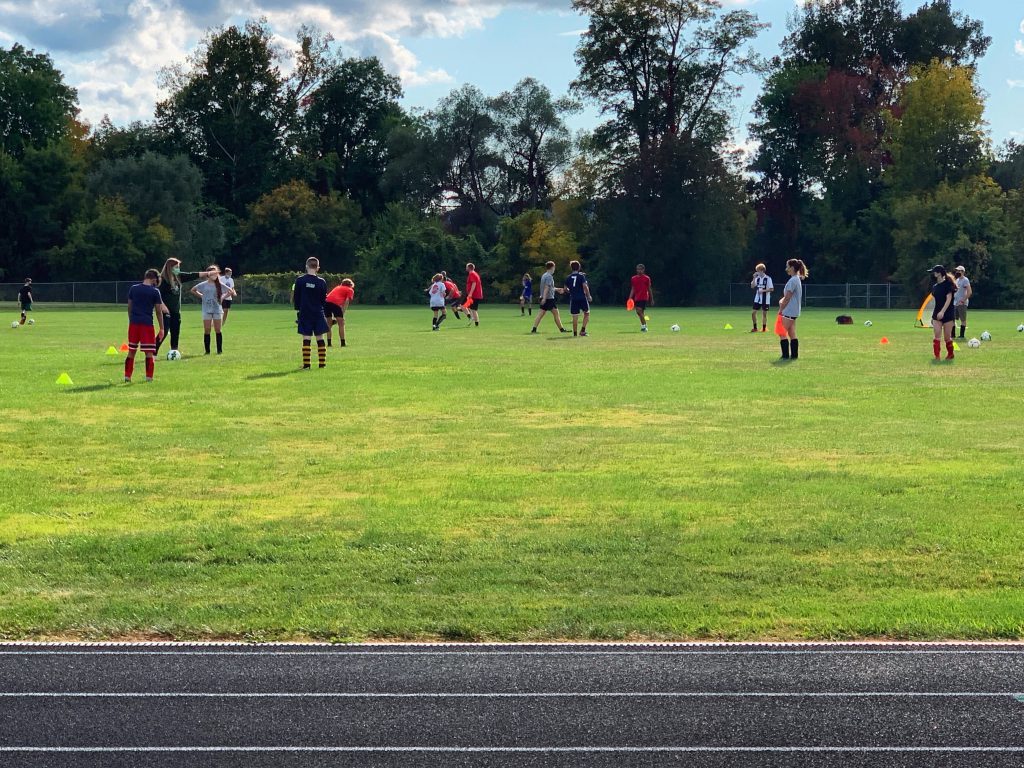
[0,44,78,158]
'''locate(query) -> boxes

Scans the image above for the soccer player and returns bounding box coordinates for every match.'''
[155,258,212,355]
[190,266,236,355]
[778,258,807,360]
[953,265,972,339]
[324,278,355,347]
[564,260,592,337]
[750,263,773,333]
[429,273,447,330]
[628,264,653,332]
[17,278,32,325]
[530,261,569,334]
[520,273,533,316]
[220,267,235,325]
[928,264,957,360]
[293,257,329,369]
[125,269,168,383]
[465,263,483,326]
[442,273,463,319]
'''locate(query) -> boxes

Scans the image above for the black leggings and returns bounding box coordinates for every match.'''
[156,313,182,352]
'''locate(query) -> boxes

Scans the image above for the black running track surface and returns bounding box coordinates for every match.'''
[2,643,1024,767]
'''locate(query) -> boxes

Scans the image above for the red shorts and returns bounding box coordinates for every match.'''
[128,323,157,353]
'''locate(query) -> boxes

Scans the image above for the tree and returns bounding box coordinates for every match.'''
[238,180,365,273]
[886,59,985,195]
[489,209,579,299]
[990,141,1024,193]
[87,152,224,261]
[301,56,404,215]
[490,78,578,212]
[0,44,78,157]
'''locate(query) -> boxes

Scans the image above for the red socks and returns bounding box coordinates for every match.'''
[933,340,941,359]
[145,355,155,379]
[945,341,954,360]
[125,355,135,379]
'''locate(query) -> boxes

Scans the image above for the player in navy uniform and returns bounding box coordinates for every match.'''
[928,264,957,361]
[293,257,329,369]
[18,279,33,325]
[520,273,533,316]
[125,269,168,383]
[564,260,592,337]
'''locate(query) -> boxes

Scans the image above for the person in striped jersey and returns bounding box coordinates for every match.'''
[750,264,773,333]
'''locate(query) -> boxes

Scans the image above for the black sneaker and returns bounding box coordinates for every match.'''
[530,328,537,334]
[560,328,570,333]
[580,330,588,337]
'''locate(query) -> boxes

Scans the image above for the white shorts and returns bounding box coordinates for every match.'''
[202,310,224,321]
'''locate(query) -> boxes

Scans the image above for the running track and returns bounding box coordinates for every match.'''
[1,643,1023,767]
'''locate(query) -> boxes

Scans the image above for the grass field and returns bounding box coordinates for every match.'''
[2,302,1024,642]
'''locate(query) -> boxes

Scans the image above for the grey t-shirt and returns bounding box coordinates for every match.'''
[194,281,224,316]
[955,276,970,305]
[782,275,802,318]
[540,271,556,300]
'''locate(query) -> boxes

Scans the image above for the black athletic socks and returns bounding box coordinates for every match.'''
[340,339,346,347]
[302,339,311,368]
[216,332,223,354]
[528,307,531,315]
[204,334,211,354]
[790,339,799,359]
[327,339,332,347]
[317,339,326,368]
[780,339,790,359]
[959,326,966,338]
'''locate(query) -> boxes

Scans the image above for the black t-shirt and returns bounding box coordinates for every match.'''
[18,285,32,302]
[931,279,956,320]
[293,274,327,316]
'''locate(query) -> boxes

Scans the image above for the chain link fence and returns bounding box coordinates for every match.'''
[729,283,914,310]
[0,280,251,306]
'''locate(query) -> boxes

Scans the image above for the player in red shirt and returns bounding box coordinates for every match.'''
[324,278,355,347]
[628,264,653,332]
[442,272,463,319]
[464,263,483,326]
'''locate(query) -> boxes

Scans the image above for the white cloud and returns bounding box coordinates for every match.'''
[558,28,587,37]
[1016,39,1024,57]
[1010,80,1024,89]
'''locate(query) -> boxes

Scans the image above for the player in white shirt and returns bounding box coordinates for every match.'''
[220,268,236,325]
[953,265,972,339]
[429,273,447,331]
[750,263,773,333]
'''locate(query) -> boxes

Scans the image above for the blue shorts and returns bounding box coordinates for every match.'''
[297,313,329,336]
[570,298,590,316]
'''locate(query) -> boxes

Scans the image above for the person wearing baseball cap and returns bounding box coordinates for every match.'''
[927,265,957,360]
[953,265,972,339]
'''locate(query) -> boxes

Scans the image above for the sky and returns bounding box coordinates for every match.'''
[1,0,1022,157]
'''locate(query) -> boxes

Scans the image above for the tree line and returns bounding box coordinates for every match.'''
[2,0,1024,306]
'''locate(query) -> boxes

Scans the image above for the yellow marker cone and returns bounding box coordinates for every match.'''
[644,315,650,322]
[724,323,733,330]
[56,372,74,386]
[106,346,119,356]
[952,342,960,351]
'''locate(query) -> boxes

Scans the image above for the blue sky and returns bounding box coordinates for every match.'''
[2,0,1021,155]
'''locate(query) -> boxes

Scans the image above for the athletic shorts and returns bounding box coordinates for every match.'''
[753,301,770,311]
[634,300,648,312]
[540,298,557,312]
[467,297,483,307]
[430,304,446,311]
[447,296,462,306]
[324,302,344,319]
[221,299,233,309]
[297,313,329,336]
[955,305,968,323]
[20,302,32,312]
[521,293,532,301]
[933,309,955,324]
[202,309,224,321]
[127,323,157,353]
[570,298,590,316]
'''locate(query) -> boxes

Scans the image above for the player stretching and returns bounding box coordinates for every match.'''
[564,260,592,337]
[293,258,329,369]
[325,278,355,347]
[125,269,167,383]
[465,263,483,326]
[628,264,652,332]
[18,278,32,325]
[443,273,463,319]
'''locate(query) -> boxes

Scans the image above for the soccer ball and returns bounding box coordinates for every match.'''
[11,321,19,329]
[968,338,981,348]
[980,331,992,342]
[670,324,680,332]
[1017,324,1024,333]
[27,318,34,325]
[864,320,872,327]
[166,349,182,361]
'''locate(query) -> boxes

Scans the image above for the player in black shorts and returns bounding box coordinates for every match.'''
[18,278,33,325]
[293,258,329,369]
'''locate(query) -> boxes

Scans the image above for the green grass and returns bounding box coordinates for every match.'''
[2,303,1024,642]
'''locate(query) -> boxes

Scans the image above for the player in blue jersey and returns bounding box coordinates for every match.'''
[564,260,592,337]
[520,273,533,316]
[125,269,168,383]
[292,257,329,369]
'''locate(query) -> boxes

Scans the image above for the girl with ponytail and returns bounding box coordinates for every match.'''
[777,259,808,360]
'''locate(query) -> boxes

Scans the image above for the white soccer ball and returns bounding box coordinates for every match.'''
[670,324,680,332]
[166,349,182,361]
[980,331,991,342]
[11,321,19,329]
[967,338,981,348]
[864,320,872,327]
[27,318,34,325]
[1017,324,1024,333]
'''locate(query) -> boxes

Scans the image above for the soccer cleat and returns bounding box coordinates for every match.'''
[530,328,537,334]
[641,325,647,332]
[580,330,588,337]
[750,328,758,333]
[761,327,767,332]
[302,364,311,370]
[124,377,131,383]
[560,328,570,333]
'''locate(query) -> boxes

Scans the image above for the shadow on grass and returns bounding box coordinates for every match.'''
[64,383,118,393]
[771,358,796,367]
[245,369,304,381]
